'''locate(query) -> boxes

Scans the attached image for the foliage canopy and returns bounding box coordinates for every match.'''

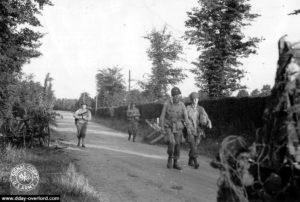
[185,0,262,97]
[140,26,186,101]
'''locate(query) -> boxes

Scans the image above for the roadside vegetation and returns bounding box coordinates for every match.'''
[0,1,108,201]
[0,130,108,202]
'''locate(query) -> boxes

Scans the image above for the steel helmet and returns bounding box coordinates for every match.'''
[189,92,199,100]
[171,87,181,96]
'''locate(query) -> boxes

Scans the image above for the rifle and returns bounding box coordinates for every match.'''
[74,111,88,124]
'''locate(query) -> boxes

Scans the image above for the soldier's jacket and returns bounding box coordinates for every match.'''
[160,99,189,133]
[73,109,92,124]
[186,104,210,136]
[126,107,140,121]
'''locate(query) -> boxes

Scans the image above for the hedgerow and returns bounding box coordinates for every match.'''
[95,96,268,140]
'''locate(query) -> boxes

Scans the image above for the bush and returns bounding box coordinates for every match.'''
[0,74,56,148]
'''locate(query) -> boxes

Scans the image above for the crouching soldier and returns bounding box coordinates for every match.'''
[126,103,140,142]
[160,87,189,170]
[186,92,212,169]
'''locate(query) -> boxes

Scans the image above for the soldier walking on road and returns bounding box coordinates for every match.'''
[160,87,189,170]
[186,92,212,169]
[126,103,140,142]
[73,102,92,147]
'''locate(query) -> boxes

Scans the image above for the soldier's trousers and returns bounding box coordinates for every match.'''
[76,121,88,139]
[188,135,201,158]
[128,120,138,139]
[166,128,182,160]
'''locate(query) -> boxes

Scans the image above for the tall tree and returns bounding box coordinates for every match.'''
[250,88,260,97]
[260,84,271,96]
[12,74,55,116]
[95,67,126,107]
[16,74,44,111]
[127,89,149,105]
[42,73,55,109]
[185,0,262,98]
[53,99,77,111]
[140,26,186,101]
[0,0,52,117]
[76,92,94,109]
[236,89,249,97]
[198,91,209,101]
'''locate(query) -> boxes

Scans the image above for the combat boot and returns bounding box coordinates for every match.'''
[167,157,172,169]
[194,158,199,169]
[188,157,194,167]
[173,159,182,170]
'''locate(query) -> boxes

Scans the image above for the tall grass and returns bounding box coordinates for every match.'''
[2,144,25,162]
[0,144,29,178]
[55,163,109,202]
[0,145,109,201]
[0,144,30,194]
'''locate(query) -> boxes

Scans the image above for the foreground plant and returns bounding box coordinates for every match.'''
[214,36,300,202]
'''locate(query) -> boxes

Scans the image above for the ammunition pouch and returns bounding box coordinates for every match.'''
[165,120,184,133]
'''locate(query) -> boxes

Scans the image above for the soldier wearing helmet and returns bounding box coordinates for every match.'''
[185,92,212,169]
[73,102,92,147]
[126,102,140,142]
[160,87,189,170]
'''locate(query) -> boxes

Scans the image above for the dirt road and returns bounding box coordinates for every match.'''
[54,111,219,202]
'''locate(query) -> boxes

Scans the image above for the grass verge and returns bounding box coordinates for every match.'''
[0,132,108,201]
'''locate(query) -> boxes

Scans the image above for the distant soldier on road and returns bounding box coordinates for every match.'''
[126,103,140,142]
[160,87,189,170]
[73,102,92,147]
[186,92,212,169]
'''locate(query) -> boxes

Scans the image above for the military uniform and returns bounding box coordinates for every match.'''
[160,87,189,170]
[73,106,91,147]
[186,104,211,168]
[126,106,140,142]
[184,92,212,168]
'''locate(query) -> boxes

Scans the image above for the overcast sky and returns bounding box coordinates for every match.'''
[23,0,300,99]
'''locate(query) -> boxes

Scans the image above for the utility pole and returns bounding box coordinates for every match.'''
[95,94,98,115]
[127,69,131,105]
[128,69,131,93]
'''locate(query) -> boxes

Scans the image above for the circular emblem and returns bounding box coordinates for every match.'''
[10,163,39,192]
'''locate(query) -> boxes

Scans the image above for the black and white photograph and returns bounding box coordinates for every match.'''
[1,0,300,201]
